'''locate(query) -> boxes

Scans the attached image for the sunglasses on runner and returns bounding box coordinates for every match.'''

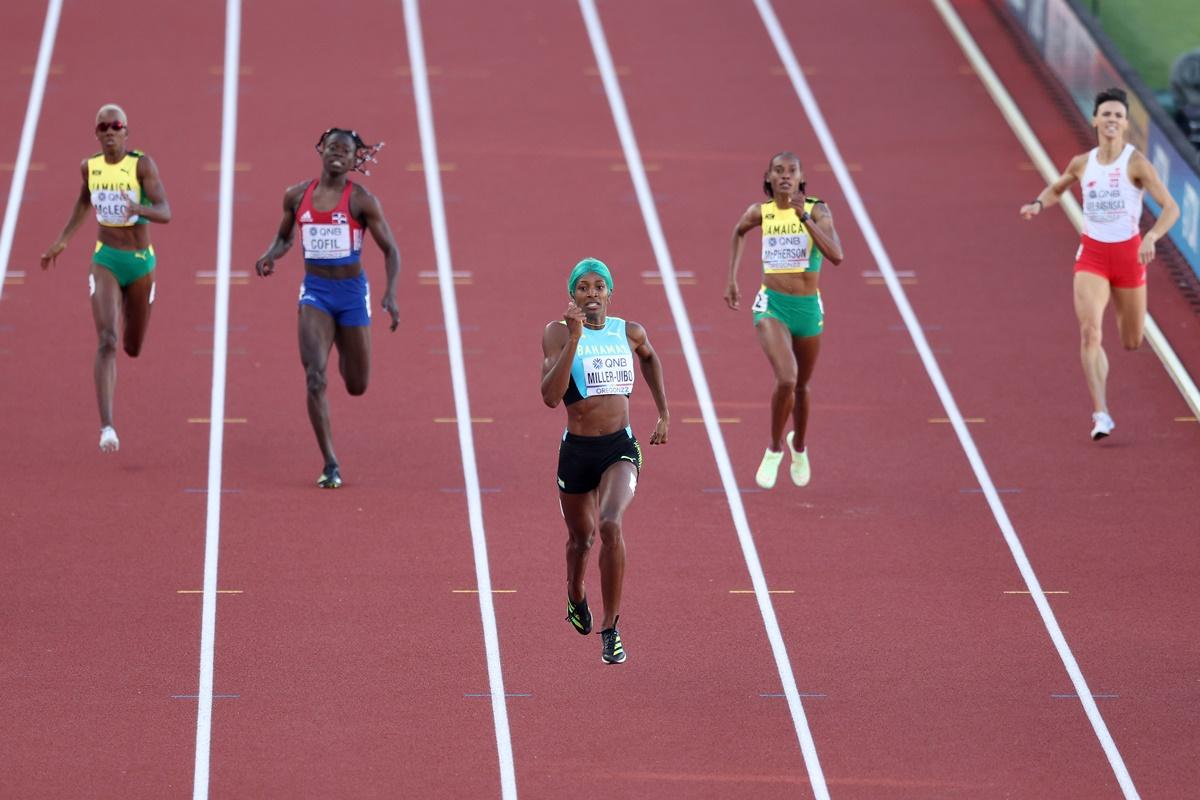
[95,121,126,133]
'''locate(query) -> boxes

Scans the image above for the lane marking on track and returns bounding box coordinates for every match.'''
[196,269,249,285]
[434,416,492,423]
[611,162,660,172]
[208,65,253,76]
[730,589,795,594]
[930,417,985,423]
[933,1,1200,426]
[1176,416,1197,422]
[864,270,916,278]
[701,486,764,494]
[867,277,917,285]
[187,418,247,424]
[176,694,239,700]
[683,417,740,423]
[465,693,532,698]
[183,488,242,494]
[202,162,251,171]
[192,1,240,797]
[1052,693,1119,699]
[406,162,455,172]
[761,692,827,698]
[453,589,517,594]
[419,269,470,284]
[441,486,502,493]
[961,487,1020,494]
[0,0,62,304]
[0,163,45,171]
[763,1,1144,796]
[177,590,243,594]
[814,162,860,172]
[579,3,830,796]
[404,2,516,797]
[19,64,63,75]
[1005,590,1068,595]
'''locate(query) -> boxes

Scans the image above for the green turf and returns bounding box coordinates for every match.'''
[1088,0,1200,95]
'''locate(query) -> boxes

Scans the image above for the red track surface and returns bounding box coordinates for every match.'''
[2,1,1197,798]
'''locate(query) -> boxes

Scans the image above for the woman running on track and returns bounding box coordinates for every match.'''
[541,258,669,664]
[254,128,400,488]
[1020,87,1179,440]
[726,151,844,489]
[41,104,172,453]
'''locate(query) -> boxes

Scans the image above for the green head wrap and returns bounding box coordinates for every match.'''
[567,258,613,298]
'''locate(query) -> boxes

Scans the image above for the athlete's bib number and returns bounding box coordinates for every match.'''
[92,189,139,226]
[752,290,769,313]
[302,223,352,259]
[584,354,634,395]
[762,233,810,272]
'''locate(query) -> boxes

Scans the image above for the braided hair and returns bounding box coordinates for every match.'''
[315,128,384,175]
[762,150,805,198]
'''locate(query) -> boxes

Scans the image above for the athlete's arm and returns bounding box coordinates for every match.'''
[127,154,171,223]
[805,202,843,265]
[1129,151,1180,265]
[255,182,305,277]
[1020,153,1086,219]
[627,321,669,445]
[726,202,762,310]
[540,309,584,408]
[40,160,92,269]
[354,186,401,331]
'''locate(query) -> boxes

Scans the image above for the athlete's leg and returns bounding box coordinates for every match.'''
[299,305,338,466]
[593,460,638,630]
[333,324,371,396]
[121,272,155,357]
[755,316,798,451]
[1110,285,1147,351]
[1073,271,1111,414]
[90,265,122,430]
[561,490,598,607]
[789,334,822,451]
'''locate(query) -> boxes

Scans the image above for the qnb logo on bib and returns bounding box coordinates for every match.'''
[302,223,352,259]
[585,354,634,395]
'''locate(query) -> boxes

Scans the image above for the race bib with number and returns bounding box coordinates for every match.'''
[301,223,352,260]
[91,189,139,226]
[584,353,635,395]
[762,232,810,273]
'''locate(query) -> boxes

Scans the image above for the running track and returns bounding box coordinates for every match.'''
[1,1,1198,798]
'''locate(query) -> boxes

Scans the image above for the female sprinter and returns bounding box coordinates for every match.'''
[255,128,400,488]
[726,151,843,489]
[41,104,171,453]
[541,258,669,664]
[1020,87,1179,440]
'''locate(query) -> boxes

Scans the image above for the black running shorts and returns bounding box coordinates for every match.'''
[556,427,642,494]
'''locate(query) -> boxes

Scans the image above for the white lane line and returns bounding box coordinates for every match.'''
[0,0,62,304]
[933,0,1199,421]
[402,2,517,798]
[757,0,1140,797]
[192,0,240,797]
[577,2,830,798]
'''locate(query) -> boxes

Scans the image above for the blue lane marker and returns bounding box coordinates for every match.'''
[703,487,763,494]
[1051,693,1119,699]
[759,692,827,698]
[440,487,501,494]
[959,487,1022,494]
[173,694,240,699]
[183,488,242,494]
[464,693,531,698]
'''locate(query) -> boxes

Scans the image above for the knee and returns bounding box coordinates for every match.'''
[775,374,797,394]
[96,328,118,356]
[598,518,623,544]
[304,365,327,395]
[1079,322,1102,349]
[568,532,595,554]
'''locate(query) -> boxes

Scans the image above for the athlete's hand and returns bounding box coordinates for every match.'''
[723,281,740,310]
[1138,233,1158,265]
[40,241,67,270]
[123,202,145,222]
[649,414,669,445]
[382,293,400,331]
[1018,201,1041,220]
[255,254,276,277]
[563,302,585,339]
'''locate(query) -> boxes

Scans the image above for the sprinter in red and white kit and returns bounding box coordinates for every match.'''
[1021,87,1179,441]
[255,128,400,487]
